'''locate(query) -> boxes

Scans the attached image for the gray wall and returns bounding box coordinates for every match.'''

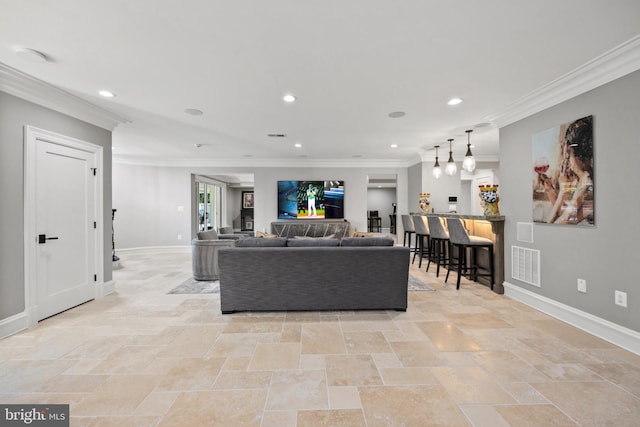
[407,162,423,214]
[112,163,193,249]
[0,91,112,321]
[112,163,409,248]
[500,69,640,332]
[421,161,462,214]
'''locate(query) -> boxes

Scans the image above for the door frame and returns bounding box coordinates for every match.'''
[191,174,227,237]
[23,126,104,327]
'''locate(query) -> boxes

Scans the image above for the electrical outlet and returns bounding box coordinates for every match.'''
[177,234,182,240]
[615,290,627,308]
[577,278,587,293]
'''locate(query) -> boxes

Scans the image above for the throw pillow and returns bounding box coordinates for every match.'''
[218,226,234,234]
[352,231,374,238]
[255,231,278,238]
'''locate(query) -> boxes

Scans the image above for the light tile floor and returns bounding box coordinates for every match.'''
[2,247,640,426]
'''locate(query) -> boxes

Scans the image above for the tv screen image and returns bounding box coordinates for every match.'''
[278,180,344,219]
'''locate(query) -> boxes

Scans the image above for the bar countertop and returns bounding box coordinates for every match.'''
[411,212,505,221]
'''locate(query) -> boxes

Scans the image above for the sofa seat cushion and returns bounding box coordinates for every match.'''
[340,237,395,246]
[235,237,288,247]
[286,237,341,247]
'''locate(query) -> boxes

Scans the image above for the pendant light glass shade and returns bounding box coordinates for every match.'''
[462,129,476,172]
[432,145,442,179]
[445,139,457,176]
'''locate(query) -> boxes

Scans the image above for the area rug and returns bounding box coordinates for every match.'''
[168,278,220,294]
[408,274,435,291]
[169,275,434,294]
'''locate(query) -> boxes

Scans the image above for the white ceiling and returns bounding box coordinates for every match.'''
[1,1,639,166]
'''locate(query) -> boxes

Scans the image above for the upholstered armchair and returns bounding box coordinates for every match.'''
[192,231,237,281]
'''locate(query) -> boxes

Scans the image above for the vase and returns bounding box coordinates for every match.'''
[479,185,500,216]
[419,193,431,213]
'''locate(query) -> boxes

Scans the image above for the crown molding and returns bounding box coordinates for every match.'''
[113,155,410,169]
[485,35,640,128]
[0,62,129,131]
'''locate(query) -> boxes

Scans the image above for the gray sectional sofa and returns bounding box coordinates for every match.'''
[218,237,410,313]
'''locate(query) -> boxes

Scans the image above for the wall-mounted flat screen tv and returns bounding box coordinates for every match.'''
[278,180,344,219]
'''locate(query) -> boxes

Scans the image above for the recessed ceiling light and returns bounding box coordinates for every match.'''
[14,47,48,62]
[98,90,115,98]
[184,108,203,116]
[390,144,398,148]
[294,143,302,148]
[283,94,297,103]
[388,111,405,118]
[447,97,463,106]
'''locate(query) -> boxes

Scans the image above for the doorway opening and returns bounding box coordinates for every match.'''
[194,177,224,232]
[366,174,398,235]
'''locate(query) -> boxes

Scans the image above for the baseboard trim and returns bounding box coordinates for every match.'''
[0,312,29,340]
[98,280,116,297]
[504,281,640,355]
[116,245,191,253]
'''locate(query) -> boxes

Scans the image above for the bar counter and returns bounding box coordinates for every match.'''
[412,213,505,294]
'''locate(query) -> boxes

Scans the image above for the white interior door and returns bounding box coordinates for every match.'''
[35,139,96,320]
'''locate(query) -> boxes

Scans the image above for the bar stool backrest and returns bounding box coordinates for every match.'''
[411,215,429,235]
[427,216,449,239]
[446,218,471,245]
[401,215,415,232]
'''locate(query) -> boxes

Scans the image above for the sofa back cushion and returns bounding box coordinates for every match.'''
[235,237,288,247]
[340,237,395,246]
[197,229,218,240]
[286,237,341,247]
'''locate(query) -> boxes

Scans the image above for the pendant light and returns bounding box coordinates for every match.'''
[445,139,457,176]
[463,129,476,172]
[432,145,442,179]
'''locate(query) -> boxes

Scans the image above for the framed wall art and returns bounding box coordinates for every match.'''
[532,115,594,226]
[242,191,254,209]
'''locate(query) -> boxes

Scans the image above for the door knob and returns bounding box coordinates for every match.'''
[38,234,59,244]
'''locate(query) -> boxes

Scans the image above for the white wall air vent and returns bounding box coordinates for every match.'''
[512,246,540,287]
[517,222,534,243]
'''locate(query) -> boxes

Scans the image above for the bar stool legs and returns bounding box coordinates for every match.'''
[412,233,431,268]
[445,243,494,290]
[426,237,448,277]
[444,217,495,291]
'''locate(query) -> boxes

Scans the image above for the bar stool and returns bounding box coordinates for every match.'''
[426,215,449,277]
[411,215,430,268]
[368,210,382,232]
[401,215,415,252]
[445,218,494,290]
